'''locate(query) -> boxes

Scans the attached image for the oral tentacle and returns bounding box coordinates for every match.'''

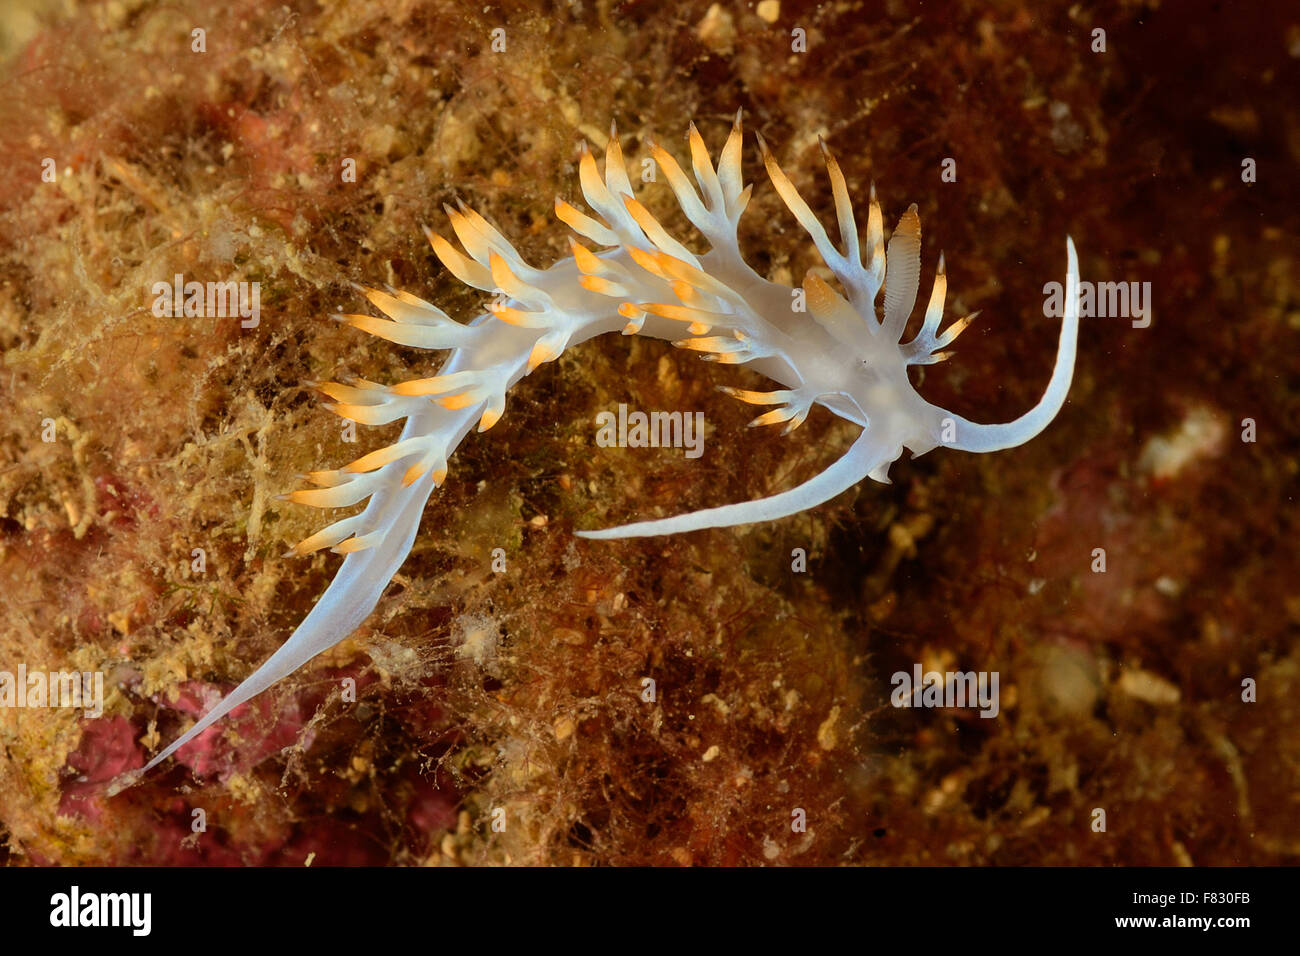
[575,426,895,539]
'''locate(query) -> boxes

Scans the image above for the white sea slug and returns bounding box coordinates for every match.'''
[136,114,1079,775]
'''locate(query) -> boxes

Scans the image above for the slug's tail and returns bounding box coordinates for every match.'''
[110,466,439,791]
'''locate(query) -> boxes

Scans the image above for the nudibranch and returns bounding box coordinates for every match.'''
[137,114,1079,774]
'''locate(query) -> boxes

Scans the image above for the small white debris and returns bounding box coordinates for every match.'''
[697,4,736,54]
[1154,575,1182,597]
[453,613,500,664]
[1138,406,1228,481]
[1036,644,1100,719]
[816,705,840,750]
[1117,667,1181,706]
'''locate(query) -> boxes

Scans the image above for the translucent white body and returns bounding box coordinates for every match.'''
[134,116,1079,776]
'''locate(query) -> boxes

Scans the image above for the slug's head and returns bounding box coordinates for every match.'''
[760,134,1080,458]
